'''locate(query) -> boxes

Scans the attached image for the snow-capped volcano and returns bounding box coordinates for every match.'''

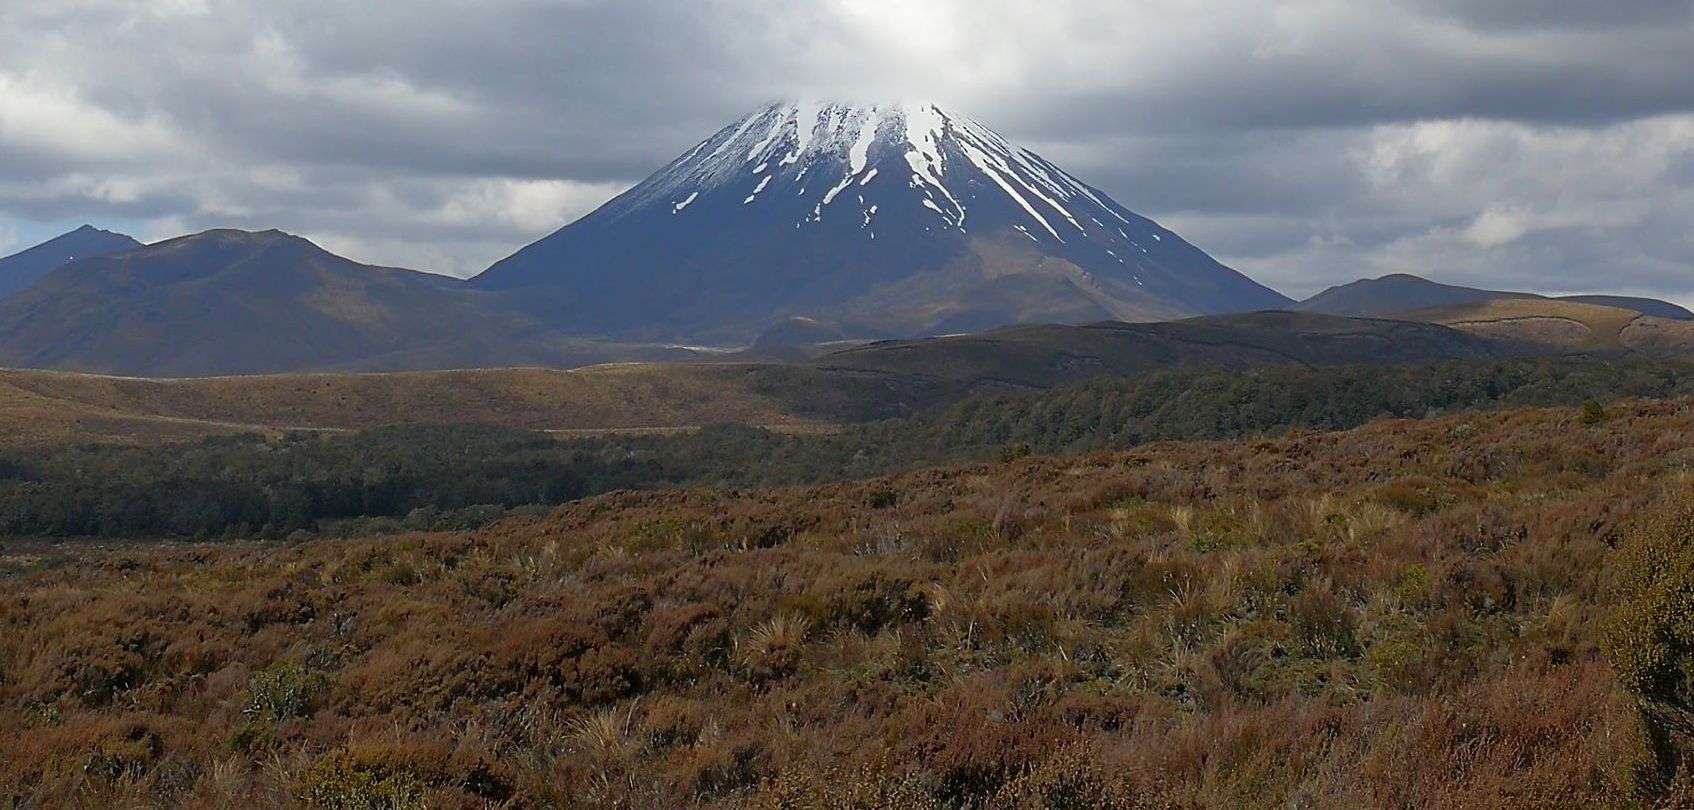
[474,101,1290,343]
[630,102,1134,242]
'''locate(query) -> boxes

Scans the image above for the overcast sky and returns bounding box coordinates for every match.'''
[2,0,1691,301]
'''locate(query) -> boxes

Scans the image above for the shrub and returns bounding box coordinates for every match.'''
[1607,483,1694,794]
[80,721,163,781]
[243,661,330,723]
[753,764,941,809]
[298,751,426,810]
[1001,442,1035,463]
[574,644,642,705]
[1607,486,1694,708]
[1582,400,1610,426]
[990,744,1135,809]
[297,738,515,809]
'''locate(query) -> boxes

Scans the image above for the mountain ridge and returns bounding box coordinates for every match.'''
[0,225,143,300]
[0,229,693,377]
[1298,273,1693,320]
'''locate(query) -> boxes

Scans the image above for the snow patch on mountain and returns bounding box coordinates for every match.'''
[621,100,1151,248]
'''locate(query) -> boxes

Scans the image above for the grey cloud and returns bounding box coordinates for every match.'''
[1035,128,1373,218]
[0,0,1690,297]
[1405,0,1694,32]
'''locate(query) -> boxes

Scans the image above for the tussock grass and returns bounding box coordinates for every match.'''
[7,398,1694,805]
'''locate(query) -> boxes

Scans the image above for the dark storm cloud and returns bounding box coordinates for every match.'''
[0,0,1690,300]
[1406,0,1694,32]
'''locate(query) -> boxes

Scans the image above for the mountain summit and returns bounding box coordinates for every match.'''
[0,225,142,300]
[475,101,1291,343]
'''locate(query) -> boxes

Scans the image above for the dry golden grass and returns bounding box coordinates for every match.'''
[0,375,260,445]
[1407,298,1694,355]
[0,363,889,445]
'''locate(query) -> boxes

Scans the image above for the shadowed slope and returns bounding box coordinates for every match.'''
[0,229,689,377]
[818,310,1519,390]
[0,225,142,300]
[1300,273,1692,322]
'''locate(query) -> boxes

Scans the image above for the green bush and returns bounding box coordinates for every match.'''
[1608,487,1694,705]
[1604,485,1694,795]
[1582,400,1610,426]
[298,751,425,810]
[244,661,329,723]
[1000,442,1034,463]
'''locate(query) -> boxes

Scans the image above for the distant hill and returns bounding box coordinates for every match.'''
[1295,274,1536,317]
[1298,273,1692,321]
[1559,295,1694,320]
[818,310,1521,391]
[1400,298,1694,356]
[0,229,688,377]
[0,225,141,299]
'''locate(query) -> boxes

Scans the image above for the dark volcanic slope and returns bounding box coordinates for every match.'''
[1299,273,1692,322]
[0,229,683,377]
[1296,274,1535,318]
[816,310,1523,391]
[1559,295,1694,320]
[475,101,1290,344]
[0,225,141,300]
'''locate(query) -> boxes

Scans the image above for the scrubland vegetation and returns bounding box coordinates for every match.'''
[4,357,1694,540]
[7,387,1694,806]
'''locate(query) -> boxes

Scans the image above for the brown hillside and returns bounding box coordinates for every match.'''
[0,229,693,377]
[1402,298,1694,356]
[0,363,941,445]
[6,399,1694,805]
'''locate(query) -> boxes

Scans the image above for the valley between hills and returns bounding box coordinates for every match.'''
[0,298,1690,446]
